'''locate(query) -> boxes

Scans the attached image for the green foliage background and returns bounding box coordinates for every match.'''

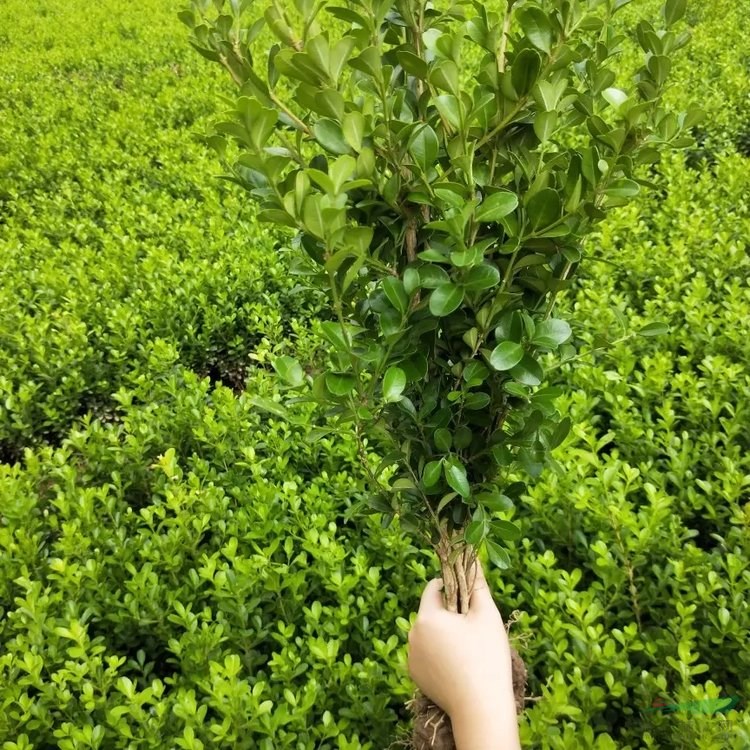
[0,0,749,748]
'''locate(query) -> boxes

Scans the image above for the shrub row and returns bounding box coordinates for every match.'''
[1,0,749,747]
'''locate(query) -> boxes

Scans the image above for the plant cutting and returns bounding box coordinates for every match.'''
[180,0,699,745]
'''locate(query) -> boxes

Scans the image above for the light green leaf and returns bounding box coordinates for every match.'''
[476,191,519,223]
[602,87,629,110]
[435,94,462,129]
[444,459,470,498]
[639,321,670,337]
[532,319,572,349]
[273,356,305,386]
[342,111,365,151]
[409,124,439,174]
[383,366,406,402]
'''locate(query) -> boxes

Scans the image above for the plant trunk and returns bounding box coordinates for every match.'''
[410,532,527,750]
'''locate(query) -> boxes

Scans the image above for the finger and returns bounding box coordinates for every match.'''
[417,577,445,615]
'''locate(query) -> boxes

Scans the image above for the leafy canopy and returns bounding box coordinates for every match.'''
[181,0,699,560]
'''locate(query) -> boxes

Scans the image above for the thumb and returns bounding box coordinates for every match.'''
[418,577,446,615]
[467,562,498,617]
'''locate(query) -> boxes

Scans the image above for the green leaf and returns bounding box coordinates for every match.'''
[383,366,406,402]
[462,264,500,291]
[486,540,511,569]
[382,277,409,315]
[397,50,428,79]
[273,356,305,386]
[435,94,462,129]
[663,0,687,27]
[463,361,489,386]
[465,520,486,545]
[534,110,557,143]
[419,265,451,288]
[518,7,552,54]
[429,283,464,317]
[490,520,522,542]
[249,396,289,419]
[526,188,561,231]
[510,354,543,386]
[477,491,514,513]
[422,460,443,488]
[434,428,452,452]
[532,319,572,349]
[512,48,542,97]
[342,111,365,151]
[409,124,439,174]
[475,191,519,223]
[444,458,470,499]
[605,179,640,199]
[495,311,522,343]
[313,118,351,155]
[550,416,571,449]
[639,321,670,337]
[326,372,357,396]
[489,342,524,371]
[602,87,629,110]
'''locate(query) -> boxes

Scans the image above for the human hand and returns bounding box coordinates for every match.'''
[407,563,520,750]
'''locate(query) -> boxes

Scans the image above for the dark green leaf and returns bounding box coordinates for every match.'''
[490,520,522,542]
[313,118,351,155]
[490,342,524,371]
[512,48,542,96]
[526,188,561,231]
[465,520,486,545]
[382,277,409,315]
[510,354,544,386]
[422,460,443,488]
[326,372,357,396]
[663,0,687,27]
[518,7,553,54]
[429,283,464,316]
[434,427,452,452]
[477,491,514,513]
[486,540,511,569]
[550,416,571,449]
[462,264,501,291]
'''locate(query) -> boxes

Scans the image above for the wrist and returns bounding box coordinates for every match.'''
[450,696,520,750]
